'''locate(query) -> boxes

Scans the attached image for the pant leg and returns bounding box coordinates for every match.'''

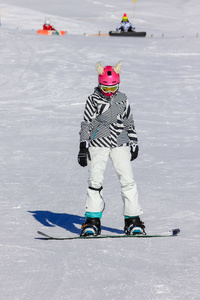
[110,146,143,216]
[85,147,110,213]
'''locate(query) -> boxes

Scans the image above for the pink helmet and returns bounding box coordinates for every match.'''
[97,62,121,97]
[98,66,120,86]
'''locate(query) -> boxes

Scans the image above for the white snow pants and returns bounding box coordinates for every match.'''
[85,146,143,217]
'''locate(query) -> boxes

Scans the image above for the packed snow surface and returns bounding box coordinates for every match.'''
[0,0,200,299]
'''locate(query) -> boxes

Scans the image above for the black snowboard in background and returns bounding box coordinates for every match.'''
[109,31,146,37]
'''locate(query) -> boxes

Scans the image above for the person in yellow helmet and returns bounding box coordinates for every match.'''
[116,13,135,32]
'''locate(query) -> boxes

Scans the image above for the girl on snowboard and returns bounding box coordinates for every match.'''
[116,13,135,32]
[43,18,55,31]
[78,62,145,236]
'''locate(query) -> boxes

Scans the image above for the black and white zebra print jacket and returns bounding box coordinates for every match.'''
[79,87,138,147]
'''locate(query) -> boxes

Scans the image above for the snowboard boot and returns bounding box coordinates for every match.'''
[80,217,101,237]
[124,216,146,235]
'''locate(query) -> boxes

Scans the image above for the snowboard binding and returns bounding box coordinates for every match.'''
[80,217,101,237]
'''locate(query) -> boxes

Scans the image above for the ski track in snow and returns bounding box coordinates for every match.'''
[0,0,200,299]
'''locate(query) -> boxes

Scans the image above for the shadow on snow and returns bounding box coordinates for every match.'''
[29,210,124,235]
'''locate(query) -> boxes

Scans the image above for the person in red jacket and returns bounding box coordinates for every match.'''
[43,18,55,31]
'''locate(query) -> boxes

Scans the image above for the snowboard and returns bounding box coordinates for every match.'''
[37,30,66,36]
[109,31,146,37]
[37,228,180,240]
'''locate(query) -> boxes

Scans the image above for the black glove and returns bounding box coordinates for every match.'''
[78,142,91,167]
[130,144,139,161]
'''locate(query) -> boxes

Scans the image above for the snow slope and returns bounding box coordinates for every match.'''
[0,0,200,299]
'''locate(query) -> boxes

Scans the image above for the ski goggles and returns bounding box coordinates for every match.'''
[100,84,119,93]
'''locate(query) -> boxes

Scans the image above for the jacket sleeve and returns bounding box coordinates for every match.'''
[123,99,138,144]
[79,96,97,143]
[116,22,122,31]
[129,22,135,31]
